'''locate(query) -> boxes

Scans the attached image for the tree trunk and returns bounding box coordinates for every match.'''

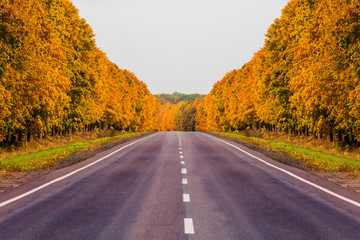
[318,132,322,139]
[18,130,23,142]
[329,131,334,142]
[10,134,16,144]
[27,132,31,142]
[337,130,342,142]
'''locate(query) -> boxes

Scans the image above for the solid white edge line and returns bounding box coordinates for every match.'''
[0,134,157,208]
[203,133,360,208]
[183,194,190,202]
[184,218,195,234]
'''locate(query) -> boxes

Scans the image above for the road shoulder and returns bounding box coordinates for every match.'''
[208,132,360,194]
[0,132,154,193]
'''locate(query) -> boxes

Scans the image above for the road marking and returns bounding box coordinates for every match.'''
[0,134,157,208]
[179,151,183,154]
[182,178,188,184]
[181,161,185,165]
[179,147,182,150]
[184,218,195,234]
[181,168,187,174]
[180,155,184,159]
[204,133,360,208]
[183,194,191,202]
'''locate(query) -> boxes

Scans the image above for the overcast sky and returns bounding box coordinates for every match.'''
[71,0,289,94]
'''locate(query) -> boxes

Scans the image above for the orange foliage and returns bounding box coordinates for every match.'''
[157,100,200,131]
[196,0,360,143]
[0,0,158,143]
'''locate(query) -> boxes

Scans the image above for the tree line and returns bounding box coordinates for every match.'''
[5,0,360,146]
[196,0,360,144]
[0,0,158,145]
[155,92,205,104]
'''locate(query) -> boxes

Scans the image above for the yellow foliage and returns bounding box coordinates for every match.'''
[196,0,360,143]
[0,0,159,143]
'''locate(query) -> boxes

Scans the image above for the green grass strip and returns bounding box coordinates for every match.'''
[217,132,360,173]
[0,132,144,172]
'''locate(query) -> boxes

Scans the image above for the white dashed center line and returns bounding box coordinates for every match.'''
[184,218,195,234]
[183,194,190,202]
[177,133,195,235]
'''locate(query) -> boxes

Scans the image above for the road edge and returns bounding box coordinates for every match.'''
[0,132,156,193]
[205,131,360,194]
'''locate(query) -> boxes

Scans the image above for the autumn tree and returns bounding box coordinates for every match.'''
[0,0,159,145]
[196,0,360,145]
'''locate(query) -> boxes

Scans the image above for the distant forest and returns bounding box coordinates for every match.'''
[156,92,204,131]
[155,92,205,104]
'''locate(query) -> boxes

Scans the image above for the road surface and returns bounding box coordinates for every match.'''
[1,132,360,239]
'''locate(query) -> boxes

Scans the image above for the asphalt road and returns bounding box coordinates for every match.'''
[1,132,360,239]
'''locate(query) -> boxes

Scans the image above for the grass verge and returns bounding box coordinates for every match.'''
[0,132,148,173]
[215,132,360,174]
